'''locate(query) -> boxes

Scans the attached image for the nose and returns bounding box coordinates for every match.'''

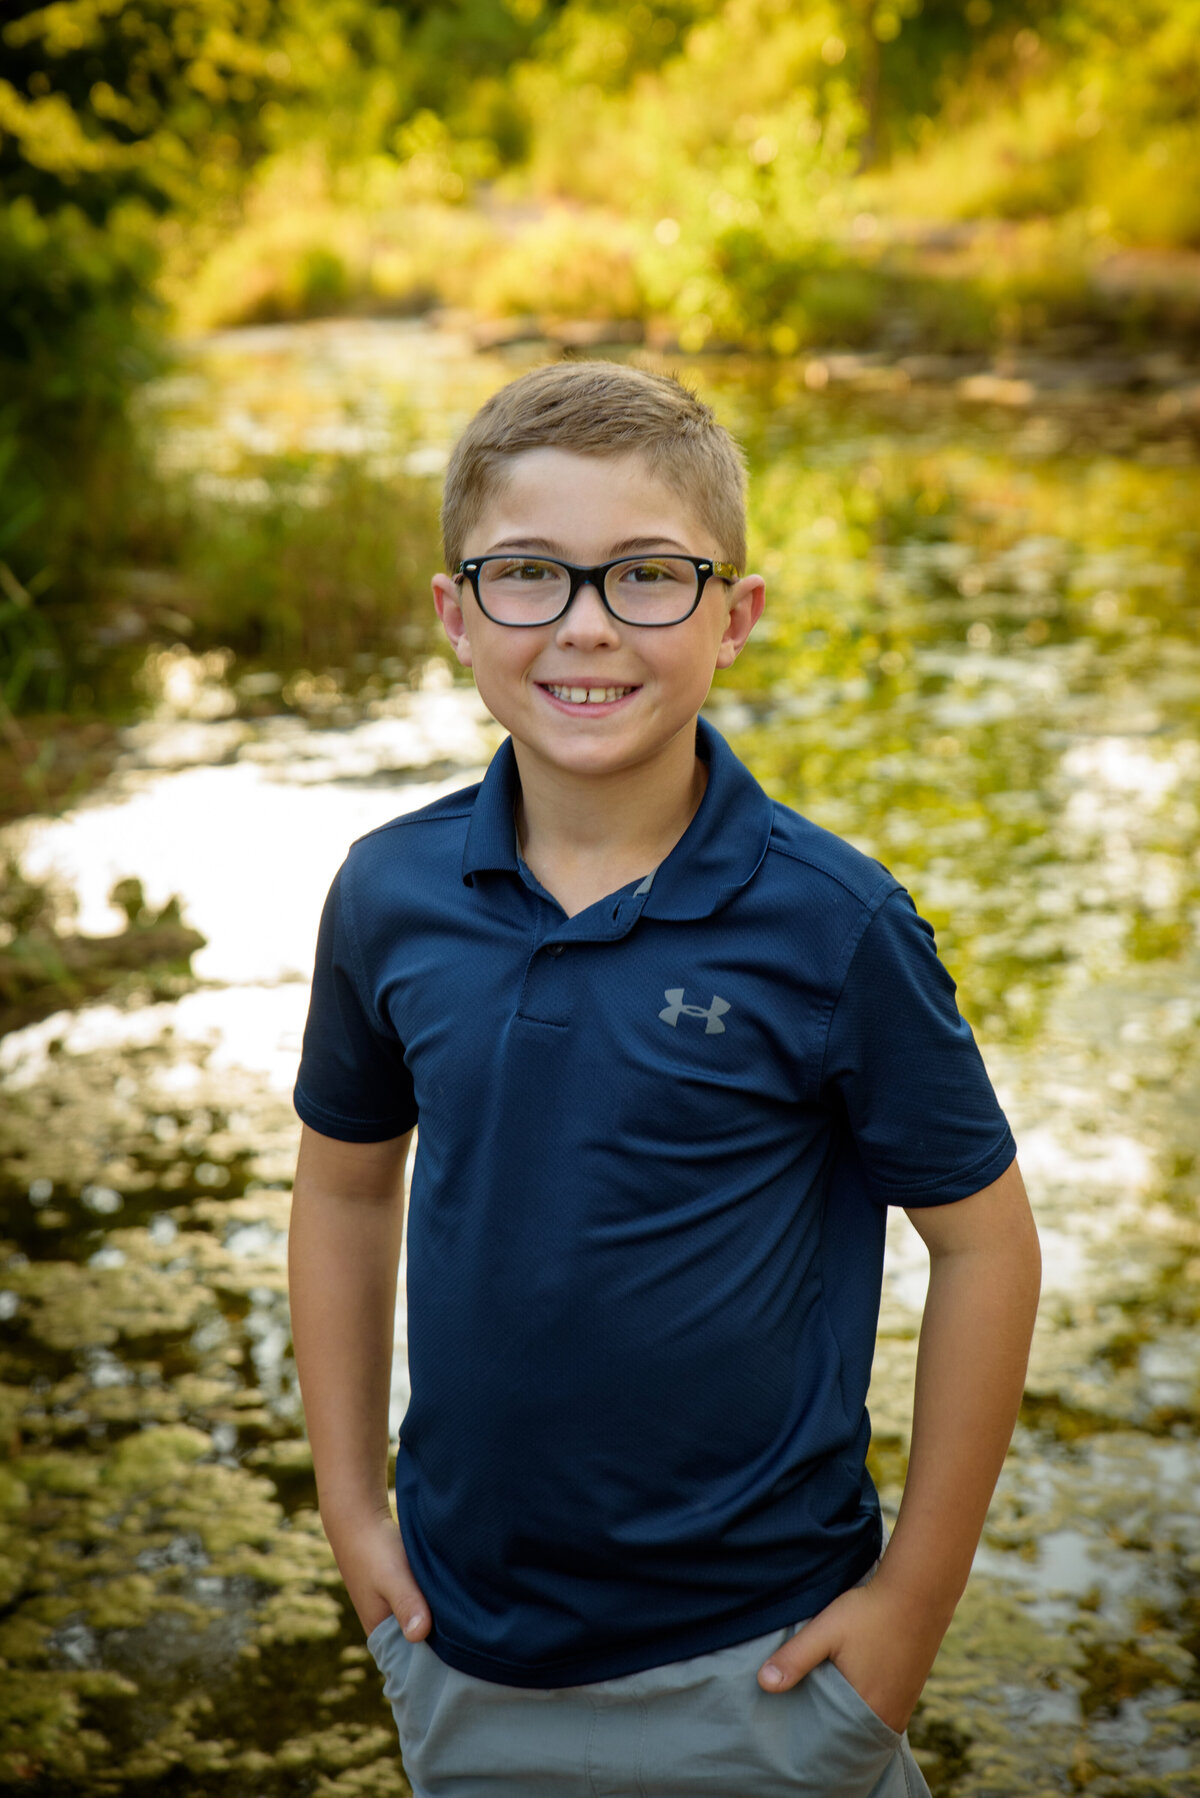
[554,577,621,647]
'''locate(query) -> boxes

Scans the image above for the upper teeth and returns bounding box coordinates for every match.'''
[546,685,633,704]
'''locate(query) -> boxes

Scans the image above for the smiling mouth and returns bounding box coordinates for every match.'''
[541,683,638,704]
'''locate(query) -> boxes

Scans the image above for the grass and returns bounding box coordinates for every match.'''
[1,412,447,740]
[156,453,444,669]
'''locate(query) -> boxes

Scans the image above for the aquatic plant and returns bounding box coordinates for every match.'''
[0,864,205,1037]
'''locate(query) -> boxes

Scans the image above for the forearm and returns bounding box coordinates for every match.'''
[877,1185,1041,1633]
[287,1128,411,1524]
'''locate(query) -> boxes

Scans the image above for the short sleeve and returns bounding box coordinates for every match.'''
[822,888,1015,1206]
[293,865,418,1142]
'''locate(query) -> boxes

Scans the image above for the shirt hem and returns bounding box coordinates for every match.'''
[293,1085,417,1144]
[872,1127,1017,1207]
[421,1527,883,1690]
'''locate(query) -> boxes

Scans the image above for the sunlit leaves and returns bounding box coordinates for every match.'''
[1,0,283,217]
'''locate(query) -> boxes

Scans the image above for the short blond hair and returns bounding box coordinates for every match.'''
[440,361,748,573]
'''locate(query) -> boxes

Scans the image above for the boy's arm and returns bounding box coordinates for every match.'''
[288,1122,431,1640]
[758,1158,1040,1728]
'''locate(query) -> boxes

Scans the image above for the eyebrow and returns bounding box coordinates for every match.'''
[483,536,694,558]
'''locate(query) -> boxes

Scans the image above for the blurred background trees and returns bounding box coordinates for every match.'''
[3,0,1198,713]
[0,0,290,703]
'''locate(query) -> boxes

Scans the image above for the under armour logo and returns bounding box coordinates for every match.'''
[659,988,731,1034]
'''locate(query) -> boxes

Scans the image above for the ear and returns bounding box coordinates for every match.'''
[715,574,765,669]
[432,573,474,668]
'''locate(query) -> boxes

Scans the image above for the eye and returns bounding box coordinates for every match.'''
[612,557,695,588]
[619,559,676,584]
[491,559,558,582]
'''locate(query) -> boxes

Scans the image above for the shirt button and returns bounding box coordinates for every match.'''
[545,944,565,958]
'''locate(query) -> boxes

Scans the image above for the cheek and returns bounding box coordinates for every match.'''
[465,647,526,711]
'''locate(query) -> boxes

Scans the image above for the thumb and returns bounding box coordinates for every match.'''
[386,1542,432,1641]
[758,1617,832,1694]
[391,1594,431,1640]
[392,1574,432,1641]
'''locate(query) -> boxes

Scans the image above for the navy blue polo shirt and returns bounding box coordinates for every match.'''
[294,718,1016,1688]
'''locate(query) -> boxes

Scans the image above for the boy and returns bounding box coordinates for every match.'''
[288,361,1041,1798]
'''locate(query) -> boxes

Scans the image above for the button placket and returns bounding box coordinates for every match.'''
[514,887,652,1024]
[514,927,572,1023]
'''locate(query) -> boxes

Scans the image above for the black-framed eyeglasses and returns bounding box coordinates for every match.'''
[454,553,739,628]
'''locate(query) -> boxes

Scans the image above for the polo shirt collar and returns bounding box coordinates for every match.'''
[461,737,522,882]
[461,715,773,922]
[643,717,774,921]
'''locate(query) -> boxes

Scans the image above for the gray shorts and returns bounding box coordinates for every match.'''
[365,1609,932,1798]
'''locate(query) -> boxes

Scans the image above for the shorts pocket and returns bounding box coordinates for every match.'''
[779,1658,903,1797]
[365,1614,415,1708]
[812,1659,903,1748]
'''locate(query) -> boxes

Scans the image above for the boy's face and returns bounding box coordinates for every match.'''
[432,449,764,789]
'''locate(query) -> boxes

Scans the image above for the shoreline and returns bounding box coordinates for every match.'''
[182,308,1200,415]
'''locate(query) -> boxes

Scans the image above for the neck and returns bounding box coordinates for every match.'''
[513,729,706,917]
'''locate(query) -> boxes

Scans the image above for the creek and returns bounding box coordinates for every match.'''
[2,321,1198,1796]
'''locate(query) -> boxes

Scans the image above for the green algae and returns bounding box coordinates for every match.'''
[0,1043,410,1796]
[9,1261,214,1354]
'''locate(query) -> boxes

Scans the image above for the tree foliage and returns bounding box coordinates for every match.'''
[2,0,1197,709]
[0,0,295,658]
[0,0,286,217]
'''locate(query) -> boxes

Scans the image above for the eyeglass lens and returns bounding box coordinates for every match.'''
[477,557,699,625]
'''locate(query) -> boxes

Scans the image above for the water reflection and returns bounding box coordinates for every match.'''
[1,324,1198,1794]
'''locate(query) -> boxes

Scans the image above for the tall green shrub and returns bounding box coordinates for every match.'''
[0,0,286,707]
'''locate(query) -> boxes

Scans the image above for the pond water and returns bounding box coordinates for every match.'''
[2,322,1199,1796]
